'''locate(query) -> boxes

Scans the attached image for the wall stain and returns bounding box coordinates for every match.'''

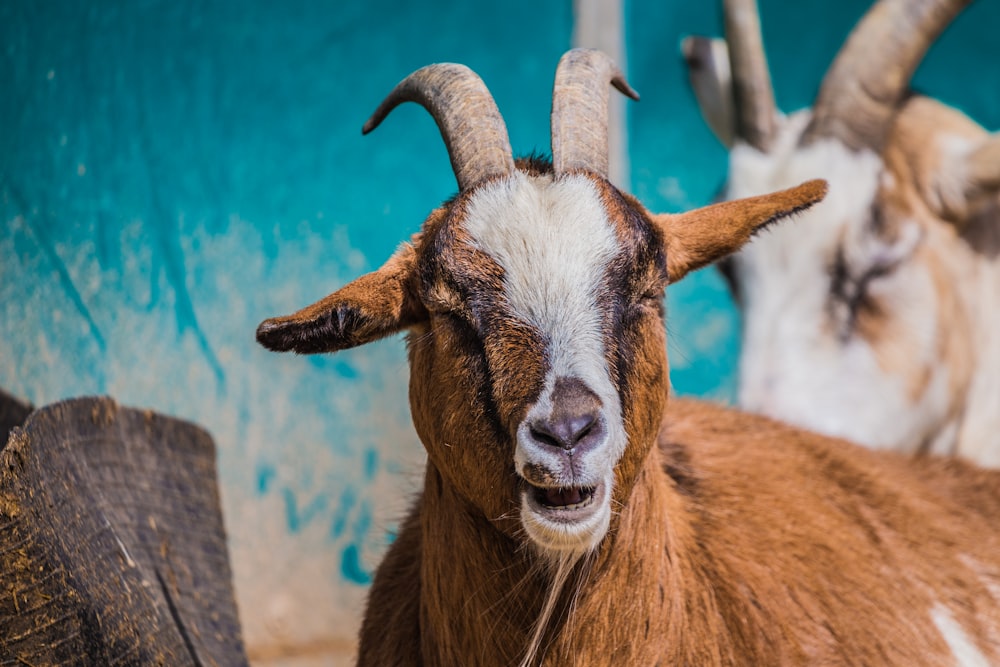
[5,183,107,355]
[328,486,356,540]
[255,463,276,496]
[135,94,226,390]
[255,456,385,587]
[281,487,329,534]
[340,544,372,586]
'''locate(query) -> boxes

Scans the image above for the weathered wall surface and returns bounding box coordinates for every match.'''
[3,0,998,663]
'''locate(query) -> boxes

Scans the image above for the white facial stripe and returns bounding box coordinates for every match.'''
[463,171,618,384]
[463,172,624,443]
[463,171,627,554]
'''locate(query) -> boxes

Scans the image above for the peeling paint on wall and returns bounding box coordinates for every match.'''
[4,0,999,662]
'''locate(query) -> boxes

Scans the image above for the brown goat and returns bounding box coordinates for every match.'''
[257,49,1000,666]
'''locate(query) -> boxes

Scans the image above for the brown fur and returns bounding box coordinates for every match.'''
[361,398,1000,665]
[260,162,1000,663]
[258,58,1000,664]
[256,241,425,354]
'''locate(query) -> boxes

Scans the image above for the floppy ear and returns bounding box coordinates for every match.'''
[652,179,828,283]
[256,242,426,354]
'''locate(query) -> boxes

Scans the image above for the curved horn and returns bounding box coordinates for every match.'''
[363,64,515,191]
[551,48,639,177]
[802,0,972,151]
[723,0,778,151]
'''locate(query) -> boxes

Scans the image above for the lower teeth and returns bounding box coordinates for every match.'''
[538,487,593,508]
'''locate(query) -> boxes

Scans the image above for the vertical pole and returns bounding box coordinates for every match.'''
[573,0,630,191]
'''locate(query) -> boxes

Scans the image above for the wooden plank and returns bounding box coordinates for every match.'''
[574,0,630,189]
[0,397,248,666]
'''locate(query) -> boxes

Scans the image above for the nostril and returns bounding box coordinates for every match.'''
[529,412,601,452]
[529,425,560,449]
[568,413,596,442]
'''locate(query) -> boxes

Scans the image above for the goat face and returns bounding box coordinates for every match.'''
[685,1,999,453]
[257,50,827,559]
[406,168,673,556]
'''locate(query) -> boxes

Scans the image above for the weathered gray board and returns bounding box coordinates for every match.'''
[0,396,247,666]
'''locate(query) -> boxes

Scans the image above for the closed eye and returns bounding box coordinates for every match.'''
[638,293,665,316]
[424,278,471,316]
[432,305,477,332]
[641,295,664,307]
[634,271,667,310]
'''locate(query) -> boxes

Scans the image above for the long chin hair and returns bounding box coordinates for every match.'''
[516,547,599,667]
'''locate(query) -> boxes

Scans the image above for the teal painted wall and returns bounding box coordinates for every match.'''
[3,0,999,660]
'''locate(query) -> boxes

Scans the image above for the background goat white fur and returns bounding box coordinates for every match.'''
[684,0,1000,465]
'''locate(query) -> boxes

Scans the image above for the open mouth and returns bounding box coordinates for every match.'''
[520,479,610,552]
[531,485,596,510]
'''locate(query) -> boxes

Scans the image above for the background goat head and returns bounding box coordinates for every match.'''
[684,0,1000,462]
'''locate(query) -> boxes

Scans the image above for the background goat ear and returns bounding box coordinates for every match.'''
[928,134,1000,224]
[655,179,828,283]
[256,243,425,354]
[956,135,1000,220]
[681,36,736,148]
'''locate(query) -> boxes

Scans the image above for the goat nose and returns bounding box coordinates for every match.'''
[530,412,599,451]
[528,377,604,452]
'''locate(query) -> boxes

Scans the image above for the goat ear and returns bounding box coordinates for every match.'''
[930,133,1000,223]
[256,242,426,354]
[960,134,1000,212]
[681,36,736,148]
[654,179,828,283]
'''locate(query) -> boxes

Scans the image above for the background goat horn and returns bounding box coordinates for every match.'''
[802,0,971,151]
[363,63,515,191]
[724,0,778,152]
[551,48,639,178]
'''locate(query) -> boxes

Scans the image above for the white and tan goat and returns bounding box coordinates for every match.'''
[684,0,1000,464]
[258,49,1000,666]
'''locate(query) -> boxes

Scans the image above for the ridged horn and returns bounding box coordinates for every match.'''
[802,0,972,151]
[724,0,778,152]
[363,63,515,191]
[551,48,639,178]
